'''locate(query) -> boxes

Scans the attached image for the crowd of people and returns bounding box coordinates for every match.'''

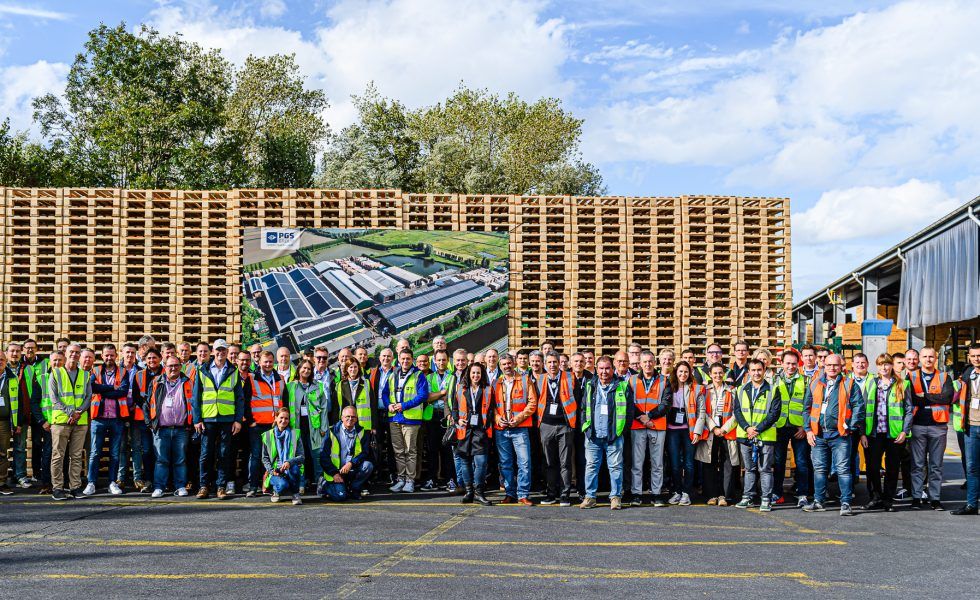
[1,334,978,517]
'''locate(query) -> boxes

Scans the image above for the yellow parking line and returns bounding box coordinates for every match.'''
[7,573,332,580]
[348,539,847,547]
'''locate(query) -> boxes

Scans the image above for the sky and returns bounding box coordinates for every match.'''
[1,0,977,301]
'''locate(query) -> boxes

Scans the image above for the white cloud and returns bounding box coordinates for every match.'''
[150,0,572,129]
[258,0,286,19]
[0,3,70,20]
[792,179,960,245]
[0,60,68,131]
[582,40,674,65]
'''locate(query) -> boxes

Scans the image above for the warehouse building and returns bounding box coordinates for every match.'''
[321,269,373,310]
[382,265,424,287]
[374,278,493,333]
[352,270,404,302]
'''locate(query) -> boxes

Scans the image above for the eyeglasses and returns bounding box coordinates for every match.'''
[707,351,722,355]
[315,356,328,361]
[166,364,180,368]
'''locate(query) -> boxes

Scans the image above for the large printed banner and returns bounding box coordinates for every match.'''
[242,228,509,357]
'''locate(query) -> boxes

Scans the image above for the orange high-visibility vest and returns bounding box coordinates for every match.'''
[250,373,284,425]
[91,365,130,419]
[686,383,709,442]
[148,377,195,425]
[808,378,854,436]
[706,386,737,440]
[908,370,949,423]
[456,386,494,441]
[535,371,577,429]
[133,368,162,422]
[631,374,666,430]
[493,374,534,429]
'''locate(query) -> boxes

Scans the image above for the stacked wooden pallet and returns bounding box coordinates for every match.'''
[0,188,792,358]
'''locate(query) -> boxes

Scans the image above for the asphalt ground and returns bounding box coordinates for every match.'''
[2,456,978,600]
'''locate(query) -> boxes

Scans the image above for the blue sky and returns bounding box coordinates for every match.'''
[1,0,977,301]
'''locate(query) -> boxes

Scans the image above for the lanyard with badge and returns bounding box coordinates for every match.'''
[163,379,181,408]
[598,383,611,416]
[396,371,410,403]
[971,371,980,410]
[548,378,560,415]
[349,379,359,400]
[0,373,6,407]
[468,388,481,426]
[437,372,449,392]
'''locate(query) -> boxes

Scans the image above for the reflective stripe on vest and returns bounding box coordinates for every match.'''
[148,378,194,425]
[3,375,20,429]
[775,375,806,428]
[493,374,533,429]
[134,369,162,422]
[808,378,854,436]
[685,383,708,442]
[630,374,666,430]
[456,386,493,440]
[250,374,284,425]
[199,367,238,419]
[908,370,950,423]
[736,385,777,442]
[707,386,737,440]
[50,367,90,426]
[91,365,130,420]
[389,369,424,421]
[262,427,303,488]
[582,380,628,438]
[534,371,577,428]
[335,377,373,429]
[865,378,908,438]
[329,428,365,472]
[287,381,327,431]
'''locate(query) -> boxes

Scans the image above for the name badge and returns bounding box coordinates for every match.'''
[549,403,558,415]
[674,411,685,425]
[599,403,609,416]
[469,414,479,426]
[0,396,6,408]
[301,405,309,416]
[820,401,829,415]
[971,398,980,411]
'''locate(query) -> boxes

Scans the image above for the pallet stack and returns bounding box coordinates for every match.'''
[0,188,792,357]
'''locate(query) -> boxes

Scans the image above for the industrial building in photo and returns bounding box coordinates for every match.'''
[0,188,791,357]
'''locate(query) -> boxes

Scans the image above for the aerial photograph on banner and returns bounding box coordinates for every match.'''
[242,228,509,356]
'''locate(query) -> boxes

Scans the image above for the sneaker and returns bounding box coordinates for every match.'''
[151,489,164,498]
[81,483,96,496]
[360,488,370,497]
[292,494,303,505]
[518,497,534,506]
[17,477,33,489]
[668,492,682,505]
[910,499,922,510]
[773,495,786,505]
[52,488,67,501]
[196,486,210,499]
[298,486,306,495]
[25,476,38,484]
[0,484,14,496]
[138,481,151,493]
[68,488,81,499]
[951,505,978,515]
[402,480,415,493]
[216,487,228,500]
[245,490,256,498]
[894,487,908,501]
[759,501,772,512]
[579,497,597,509]
[678,493,691,506]
[38,486,53,495]
[706,497,718,506]
[540,497,558,505]
[930,500,944,511]
[630,497,644,507]
[717,497,729,507]
[420,479,437,491]
[653,496,667,508]
[242,483,251,494]
[559,497,571,507]
[797,496,808,508]
[610,496,623,510]
[389,478,406,493]
[225,482,236,495]
[446,479,457,494]
[735,498,752,509]
[175,488,188,497]
[840,503,854,516]
[803,501,826,512]
[109,482,123,495]
[271,493,280,503]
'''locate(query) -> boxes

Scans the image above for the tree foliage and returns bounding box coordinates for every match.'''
[320,85,604,195]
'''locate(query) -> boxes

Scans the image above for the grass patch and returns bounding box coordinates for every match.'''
[244,253,297,273]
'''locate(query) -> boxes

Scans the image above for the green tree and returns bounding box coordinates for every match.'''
[320,85,603,195]
[0,119,68,186]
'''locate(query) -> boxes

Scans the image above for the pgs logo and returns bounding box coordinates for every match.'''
[260,228,301,250]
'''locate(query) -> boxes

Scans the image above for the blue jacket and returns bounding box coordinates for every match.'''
[802,374,865,438]
[380,367,429,425]
[320,422,372,477]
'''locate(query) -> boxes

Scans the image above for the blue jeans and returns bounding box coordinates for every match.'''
[119,421,154,483]
[812,435,853,504]
[87,418,125,486]
[455,453,488,488]
[319,461,374,501]
[199,422,233,488]
[153,427,188,491]
[269,463,303,495]
[248,425,271,489]
[666,428,695,495]
[495,428,531,499]
[965,426,980,507]
[13,423,28,480]
[585,435,624,499]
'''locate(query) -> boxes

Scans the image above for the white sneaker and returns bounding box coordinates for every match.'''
[271,493,281,503]
[82,483,96,496]
[292,494,303,505]
[175,488,188,497]
[668,492,682,505]
[109,482,123,495]
[389,478,405,493]
[225,481,236,494]
[151,489,164,498]
[402,479,415,493]
[679,493,691,506]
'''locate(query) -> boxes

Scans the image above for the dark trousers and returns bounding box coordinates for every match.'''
[199,422,233,488]
[704,439,738,501]
[31,423,52,485]
[665,428,695,495]
[297,416,315,488]
[373,411,397,482]
[424,418,454,483]
[186,432,201,490]
[540,421,574,499]
[865,433,902,503]
[773,427,813,497]
[574,427,587,496]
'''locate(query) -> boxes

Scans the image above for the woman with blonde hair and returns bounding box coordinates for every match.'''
[752,348,775,383]
[860,353,913,512]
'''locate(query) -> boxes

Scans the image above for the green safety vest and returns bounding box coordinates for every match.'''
[952,379,964,433]
[328,427,365,473]
[2,372,20,428]
[287,380,328,431]
[424,370,455,421]
[387,370,425,421]
[198,366,238,419]
[50,367,91,426]
[31,360,53,422]
[261,427,303,488]
[582,380,628,438]
[335,377,373,429]
[865,378,909,438]
[736,385,777,442]
[775,374,806,428]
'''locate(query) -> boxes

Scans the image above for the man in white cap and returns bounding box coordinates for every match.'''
[191,339,244,499]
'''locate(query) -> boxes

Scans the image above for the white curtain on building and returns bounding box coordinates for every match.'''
[897,220,979,329]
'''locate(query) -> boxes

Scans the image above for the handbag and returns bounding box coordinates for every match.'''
[441,417,458,447]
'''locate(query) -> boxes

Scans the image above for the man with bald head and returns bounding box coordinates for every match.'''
[613,351,632,381]
[907,347,954,510]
